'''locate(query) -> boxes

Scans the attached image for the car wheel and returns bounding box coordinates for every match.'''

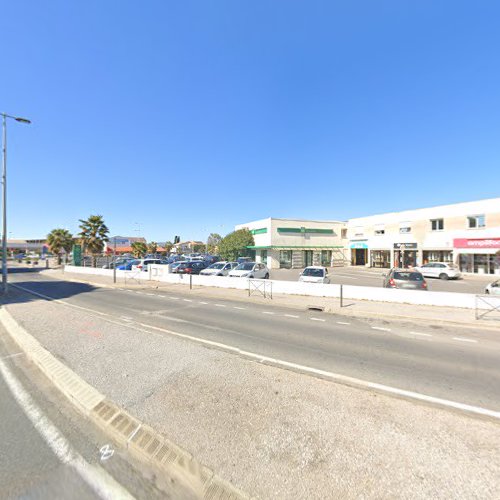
[485,290,490,294]
[248,275,254,278]
[264,273,269,279]
[439,273,449,280]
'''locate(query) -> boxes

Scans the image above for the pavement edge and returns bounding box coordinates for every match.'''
[0,307,251,500]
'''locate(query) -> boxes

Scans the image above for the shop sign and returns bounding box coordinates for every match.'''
[72,244,82,266]
[350,241,368,249]
[393,242,417,250]
[453,238,500,249]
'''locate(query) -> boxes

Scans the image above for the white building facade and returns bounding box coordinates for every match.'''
[235,218,348,269]
[346,197,500,275]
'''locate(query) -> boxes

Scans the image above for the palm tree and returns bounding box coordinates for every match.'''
[47,228,74,265]
[78,215,109,267]
[147,241,158,255]
[131,241,147,258]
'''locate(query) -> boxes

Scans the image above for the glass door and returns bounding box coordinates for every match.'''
[304,250,313,267]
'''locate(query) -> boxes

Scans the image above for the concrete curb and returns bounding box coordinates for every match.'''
[0,307,251,500]
[43,270,500,333]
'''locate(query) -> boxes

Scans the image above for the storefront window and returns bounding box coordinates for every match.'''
[279,250,292,269]
[423,250,453,264]
[459,254,499,274]
[260,250,268,265]
[321,250,332,267]
[370,250,390,268]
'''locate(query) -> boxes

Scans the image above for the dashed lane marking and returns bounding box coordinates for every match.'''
[200,301,209,305]
[336,321,350,325]
[284,314,299,318]
[215,304,227,307]
[233,306,246,310]
[183,299,192,302]
[262,311,275,315]
[310,317,325,322]
[158,295,166,298]
[170,297,180,300]
[371,326,391,332]
[453,337,478,343]
[410,331,432,337]
[146,293,155,296]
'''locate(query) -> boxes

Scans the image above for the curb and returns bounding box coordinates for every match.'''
[45,270,500,333]
[0,307,251,500]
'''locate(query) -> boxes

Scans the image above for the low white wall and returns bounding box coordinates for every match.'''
[64,265,496,310]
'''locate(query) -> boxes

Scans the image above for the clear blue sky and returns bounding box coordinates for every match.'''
[4,1,500,242]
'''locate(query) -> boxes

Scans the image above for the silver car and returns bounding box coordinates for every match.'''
[200,261,238,276]
[383,268,428,290]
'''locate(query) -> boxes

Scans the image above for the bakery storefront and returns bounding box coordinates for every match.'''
[454,238,500,275]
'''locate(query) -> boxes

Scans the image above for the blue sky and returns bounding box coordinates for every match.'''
[4,1,500,242]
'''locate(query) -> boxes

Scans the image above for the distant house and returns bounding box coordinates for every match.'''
[171,240,204,253]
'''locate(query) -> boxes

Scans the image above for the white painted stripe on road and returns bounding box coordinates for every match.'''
[0,352,24,360]
[410,332,432,337]
[215,304,227,308]
[132,321,500,421]
[183,299,192,302]
[233,306,246,310]
[200,301,209,305]
[310,317,325,322]
[135,291,144,294]
[170,297,179,300]
[158,295,166,298]
[0,358,135,500]
[146,293,155,296]
[284,314,299,318]
[371,326,391,332]
[453,337,478,343]
[336,321,350,325]
[262,311,275,315]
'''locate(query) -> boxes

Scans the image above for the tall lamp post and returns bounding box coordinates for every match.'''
[2,112,31,294]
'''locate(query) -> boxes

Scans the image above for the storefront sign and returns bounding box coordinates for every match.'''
[350,241,368,249]
[453,238,500,249]
[393,243,417,250]
[72,244,82,266]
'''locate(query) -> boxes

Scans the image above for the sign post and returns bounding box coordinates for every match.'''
[72,244,82,267]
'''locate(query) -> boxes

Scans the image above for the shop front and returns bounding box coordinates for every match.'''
[393,242,418,268]
[454,238,500,275]
[350,241,368,266]
[370,250,391,268]
[422,250,453,264]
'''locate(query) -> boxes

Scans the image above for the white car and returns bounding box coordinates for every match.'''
[298,266,330,284]
[415,262,461,280]
[228,262,270,279]
[132,258,163,272]
[200,261,238,276]
[485,280,500,295]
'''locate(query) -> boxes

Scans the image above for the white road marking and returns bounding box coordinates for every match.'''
[120,316,133,322]
[284,314,299,318]
[170,297,180,300]
[0,358,134,499]
[410,331,432,337]
[116,288,124,291]
[146,293,155,296]
[262,311,275,315]
[135,291,144,295]
[453,337,478,343]
[0,352,24,360]
[371,326,391,332]
[310,317,325,322]
[233,306,246,310]
[215,304,227,308]
[336,321,350,325]
[158,295,166,298]
[200,301,209,305]
[183,299,192,302]
[99,444,115,462]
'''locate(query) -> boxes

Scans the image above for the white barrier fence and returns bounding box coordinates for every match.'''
[64,264,494,311]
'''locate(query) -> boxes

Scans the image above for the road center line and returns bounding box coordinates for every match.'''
[371,326,391,332]
[200,301,209,305]
[214,304,226,307]
[310,317,325,322]
[410,331,432,337]
[233,306,246,310]
[183,299,192,302]
[170,297,179,300]
[453,337,478,343]
[336,321,350,325]
[262,311,275,315]
[284,314,299,318]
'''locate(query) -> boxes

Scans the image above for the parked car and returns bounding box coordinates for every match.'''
[102,257,135,269]
[170,261,187,272]
[175,261,208,275]
[485,280,500,295]
[415,262,461,280]
[236,256,253,264]
[116,259,140,270]
[133,258,163,272]
[228,262,270,279]
[298,266,330,284]
[383,268,427,290]
[200,261,238,276]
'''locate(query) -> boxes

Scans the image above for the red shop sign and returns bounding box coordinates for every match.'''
[453,238,500,249]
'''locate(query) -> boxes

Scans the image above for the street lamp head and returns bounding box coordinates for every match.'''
[14,117,31,124]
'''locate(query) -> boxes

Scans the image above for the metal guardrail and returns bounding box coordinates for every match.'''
[475,294,500,320]
[248,279,273,299]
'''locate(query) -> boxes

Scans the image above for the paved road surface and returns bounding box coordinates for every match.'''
[9,270,500,412]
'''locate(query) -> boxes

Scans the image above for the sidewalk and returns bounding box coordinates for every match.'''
[43,269,500,331]
[3,288,500,499]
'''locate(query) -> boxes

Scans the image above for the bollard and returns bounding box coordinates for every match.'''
[190,274,192,290]
[340,284,343,308]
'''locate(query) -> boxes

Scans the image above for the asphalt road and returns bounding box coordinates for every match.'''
[270,266,497,293]
[8,270,500,413]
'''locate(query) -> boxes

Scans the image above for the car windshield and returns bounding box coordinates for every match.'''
[236,263,254,271]
[302,268,324,277]
[393,272,424,281]
[209,263,225,269]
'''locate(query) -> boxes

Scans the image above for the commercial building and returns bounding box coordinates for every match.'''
[105,236,147,255]
[235,218,348,269]
[346,197,500,275]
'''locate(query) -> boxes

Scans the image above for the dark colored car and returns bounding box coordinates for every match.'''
[116,259,140,270]
[175,261,209,275]
[382,268,427,290]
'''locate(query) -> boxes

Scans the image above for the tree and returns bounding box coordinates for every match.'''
[131,241,148,258]
[147,241,158,255]
[218,229,254,261]
[163,241,173,253]
[46,228,74,265]
[207,233,222,254]
[193,243,205,253]
[78,215,109,267]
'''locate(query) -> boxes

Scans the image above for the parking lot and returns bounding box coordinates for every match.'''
[270,266,497,294]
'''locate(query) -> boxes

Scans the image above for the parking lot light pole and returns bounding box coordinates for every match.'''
[2,112,31,294]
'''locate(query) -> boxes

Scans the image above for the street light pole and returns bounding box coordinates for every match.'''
[1,112,31,294]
